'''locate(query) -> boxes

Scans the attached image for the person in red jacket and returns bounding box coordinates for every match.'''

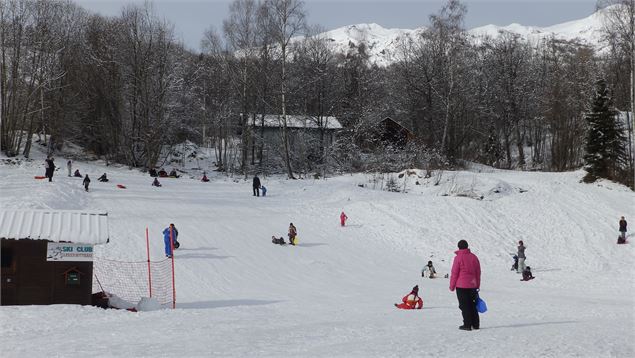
[394,285,423,309]
[449,239,481,331]
[340,211,348,227]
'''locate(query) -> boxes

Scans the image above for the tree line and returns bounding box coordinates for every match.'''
[0,0,632,186]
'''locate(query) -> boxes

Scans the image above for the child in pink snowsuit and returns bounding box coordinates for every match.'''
[340,212,348,227]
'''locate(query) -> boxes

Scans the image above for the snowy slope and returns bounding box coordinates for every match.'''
[316,6,612,66]
[469,5,607,49]
[0,151,633,357]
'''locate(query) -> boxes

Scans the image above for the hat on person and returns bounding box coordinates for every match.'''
[458,240,468,250]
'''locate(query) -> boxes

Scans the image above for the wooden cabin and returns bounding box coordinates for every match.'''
[0,210,109,306]
[246,114,343,149]
[377,117,415,148]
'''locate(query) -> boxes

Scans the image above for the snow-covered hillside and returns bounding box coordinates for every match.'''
[317,6,612,66]
[0,147,633,357]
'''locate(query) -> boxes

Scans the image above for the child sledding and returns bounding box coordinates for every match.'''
[422,261,437,278]
[394,285,423,309]
[521,266,534,281]
[271,236,286,245]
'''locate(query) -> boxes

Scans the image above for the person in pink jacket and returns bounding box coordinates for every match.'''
[340,212,348,227]
[449,239,481,331]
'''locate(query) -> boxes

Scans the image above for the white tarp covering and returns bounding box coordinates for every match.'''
[0,210,109,245]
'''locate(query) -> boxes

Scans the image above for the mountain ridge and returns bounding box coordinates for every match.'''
[313,6,612,66]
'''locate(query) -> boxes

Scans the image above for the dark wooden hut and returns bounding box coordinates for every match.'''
[377,117,415,148]
[0,210,109,305]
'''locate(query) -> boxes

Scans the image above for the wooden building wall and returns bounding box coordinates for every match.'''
[1,239,93,305]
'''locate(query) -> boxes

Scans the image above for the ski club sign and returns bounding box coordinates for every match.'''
[46,243,94,262]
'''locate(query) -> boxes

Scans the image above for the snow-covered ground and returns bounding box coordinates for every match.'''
[0,149,633,357]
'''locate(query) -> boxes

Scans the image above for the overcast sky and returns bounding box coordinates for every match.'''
[74,0,600,52]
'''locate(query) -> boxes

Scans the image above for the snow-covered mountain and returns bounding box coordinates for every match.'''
[316,6,611,66]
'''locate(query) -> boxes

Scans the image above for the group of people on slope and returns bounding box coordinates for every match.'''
[272,223,298,246]
[44,158,108,192]
[252,175,267,197]
[396,240,482,331]
[149,168,179,178]
[515,240,534,281]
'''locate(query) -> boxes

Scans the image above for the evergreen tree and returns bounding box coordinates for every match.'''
[583,79,627,183]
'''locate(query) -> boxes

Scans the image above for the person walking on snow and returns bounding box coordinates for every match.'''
[45,156,55,182]
[288,223,297,245]
[340,212,348,227]
[394,285,423,309]
[450,239,481,331]
[517,240,526,273]
[82,174,91,192]
[253,175,261,196]
[163,224,179,258]
[67,160,72,177]
[619,216,627,240]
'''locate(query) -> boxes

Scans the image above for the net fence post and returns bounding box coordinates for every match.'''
[145,227,152,298]
[170,227,176,309]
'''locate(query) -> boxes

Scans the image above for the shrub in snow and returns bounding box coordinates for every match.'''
[384,176,400,192]
[488,181,514,196]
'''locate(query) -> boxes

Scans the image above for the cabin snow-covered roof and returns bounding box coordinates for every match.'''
[0,210,110,245]
[246,114,342,129]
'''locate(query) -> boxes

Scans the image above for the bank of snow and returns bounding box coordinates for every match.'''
[0,156,633,357]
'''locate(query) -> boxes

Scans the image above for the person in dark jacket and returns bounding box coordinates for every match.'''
[521,266,534,281]
[98,173,109,182]
[201,173,210,182]
[271,236,286,245]
[149,168,158,177]
[253,175,261,196]
[152,177,162,187]
[450,240,481,331]
[619,216,627,240]
[67,160,72,177]
[163,224,179,257]
[83,174,91,192]
[45,156,56,182]
[517,240,526,273]
[511,255,519,271]
[74,169,82,178]
[169,169,179,178]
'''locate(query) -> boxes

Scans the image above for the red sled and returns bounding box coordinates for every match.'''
[116,184,127,189]
[34,176,46,179]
